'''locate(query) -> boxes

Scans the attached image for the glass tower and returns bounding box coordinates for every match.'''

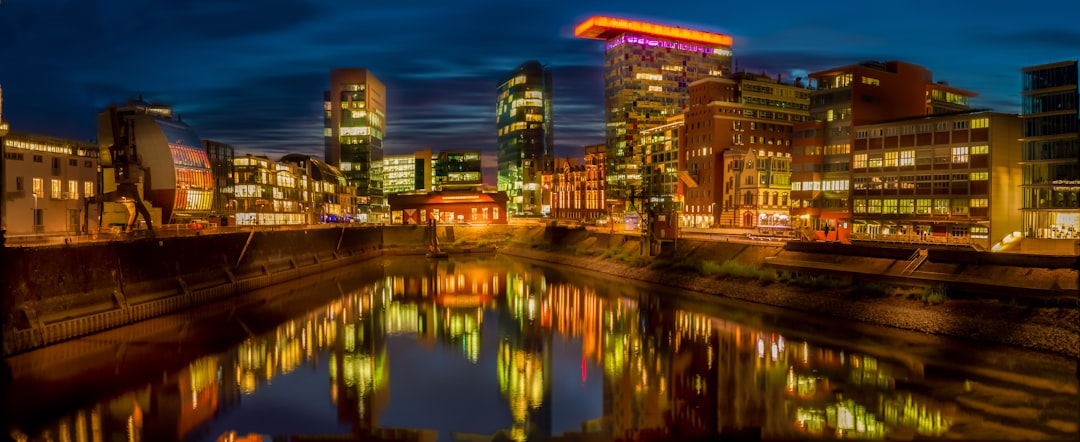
[1020,60,1080,239]
[497,60,553,216]
[325,68,386,223]
[575,17,733,207]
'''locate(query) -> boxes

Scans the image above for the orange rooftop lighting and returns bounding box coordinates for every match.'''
[574,16,733,47]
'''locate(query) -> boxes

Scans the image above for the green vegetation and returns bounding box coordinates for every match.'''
[921,285,949,305]
[847,282,894,298]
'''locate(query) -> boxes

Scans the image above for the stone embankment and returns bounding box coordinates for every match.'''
[496,227,1079,359]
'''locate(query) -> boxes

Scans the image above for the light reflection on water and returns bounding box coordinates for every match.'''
[8,255,1079,441]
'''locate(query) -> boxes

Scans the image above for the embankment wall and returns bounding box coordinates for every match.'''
[2,226,382,356]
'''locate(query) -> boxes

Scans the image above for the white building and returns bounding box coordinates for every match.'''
[3,130,101,236]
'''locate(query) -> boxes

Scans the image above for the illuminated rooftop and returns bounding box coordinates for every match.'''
[574,16,733,47]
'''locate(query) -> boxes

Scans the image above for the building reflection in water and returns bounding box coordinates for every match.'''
[13,255,1077,442]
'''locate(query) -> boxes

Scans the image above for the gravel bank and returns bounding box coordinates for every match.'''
[500,246,1080,359]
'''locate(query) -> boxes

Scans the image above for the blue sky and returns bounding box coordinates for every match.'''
[2,0,1078,174]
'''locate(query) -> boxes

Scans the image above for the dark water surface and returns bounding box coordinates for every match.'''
[4,255,1078,441]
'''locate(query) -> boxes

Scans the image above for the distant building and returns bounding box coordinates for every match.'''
[1019,61,1079,245]
[551,144,607,222]
[279,154,357,224]
[325,68,386,222]
[722,148,793,232]
[388,190,509,225]
[2,130,100,235]
[575,16,733,207]
[383,148,432,194]
[792,61,976,240]
[847,111,1022,251]
[496,60,553,216]
[201,140,235,223]
[434,150,483,191]
[96,99,214,226]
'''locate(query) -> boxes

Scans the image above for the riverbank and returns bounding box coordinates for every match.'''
[497,243,1079,359]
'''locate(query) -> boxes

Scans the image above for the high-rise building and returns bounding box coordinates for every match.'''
[1019,61,1079,244]
[575,16,733,207]
[496,60,553,216]
[792,61,976,240]
[325,68,386,222]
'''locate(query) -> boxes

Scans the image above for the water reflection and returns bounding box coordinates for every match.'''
[9,255,1078,441]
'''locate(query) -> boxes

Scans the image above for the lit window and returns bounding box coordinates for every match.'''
[951,147,969,164]
[971,145,989,154]
[68,180,78,199]
[969,172,988,181]
[51,179,61,198]
[33,178,43,197]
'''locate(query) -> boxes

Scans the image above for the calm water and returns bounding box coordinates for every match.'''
[4,255,1078,441]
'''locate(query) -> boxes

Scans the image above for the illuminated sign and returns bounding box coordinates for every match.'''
[575,16,733,47]
[606,34,732,56]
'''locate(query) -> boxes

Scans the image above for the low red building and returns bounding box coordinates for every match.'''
[388,190,509,225]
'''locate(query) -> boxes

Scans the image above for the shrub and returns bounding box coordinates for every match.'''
[697,260,723,276]
[921,285,949,305]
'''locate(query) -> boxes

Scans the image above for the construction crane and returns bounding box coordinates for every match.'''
[84,105,155,235]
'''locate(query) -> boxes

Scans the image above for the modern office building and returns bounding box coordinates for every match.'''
[96,99,214,226]
[1019,61,1079,246]
[383,148,432,194]
[496,60,553,216]
[682,73,809,229]
[232,155,306,226]
[325,68,386,222]
[848,111,1022,251]
[200,140,235,224]
[434,150,483,191]
[2,130,100,235]
[792,61,976,240]
[636,114,685,216]
[575,16,734,206]
[278,154,356,224]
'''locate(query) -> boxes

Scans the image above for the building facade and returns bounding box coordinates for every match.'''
[2,131,100,235]
[848,111,1022,251]
[279,154,357,224]
[383,148,432,194]
[387,190,510,225]
[683,74,809,228]
[793,61,976,240]
[232,155,306,226]
[201,140,235,224]
[96,100,214,226]
[575,16,733,207]
[636,114,685,216]
[434,150,483,190]
[496,61,553,216]
[1019,61,1079,243]
[325,68,386,222]
[551,144,608,223]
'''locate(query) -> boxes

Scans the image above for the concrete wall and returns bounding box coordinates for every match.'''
[2,225,382,356]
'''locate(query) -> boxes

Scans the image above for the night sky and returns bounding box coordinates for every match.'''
[2,0,1079,182]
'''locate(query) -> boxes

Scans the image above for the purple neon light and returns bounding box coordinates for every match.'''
[604,34,729,55]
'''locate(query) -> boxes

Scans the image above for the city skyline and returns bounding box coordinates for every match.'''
[2,0,1079,182]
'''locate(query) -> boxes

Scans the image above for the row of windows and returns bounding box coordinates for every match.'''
[853,198,989,215]
[13,177,95,199]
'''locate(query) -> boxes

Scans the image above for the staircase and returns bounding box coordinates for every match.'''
[901,249,928,274]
